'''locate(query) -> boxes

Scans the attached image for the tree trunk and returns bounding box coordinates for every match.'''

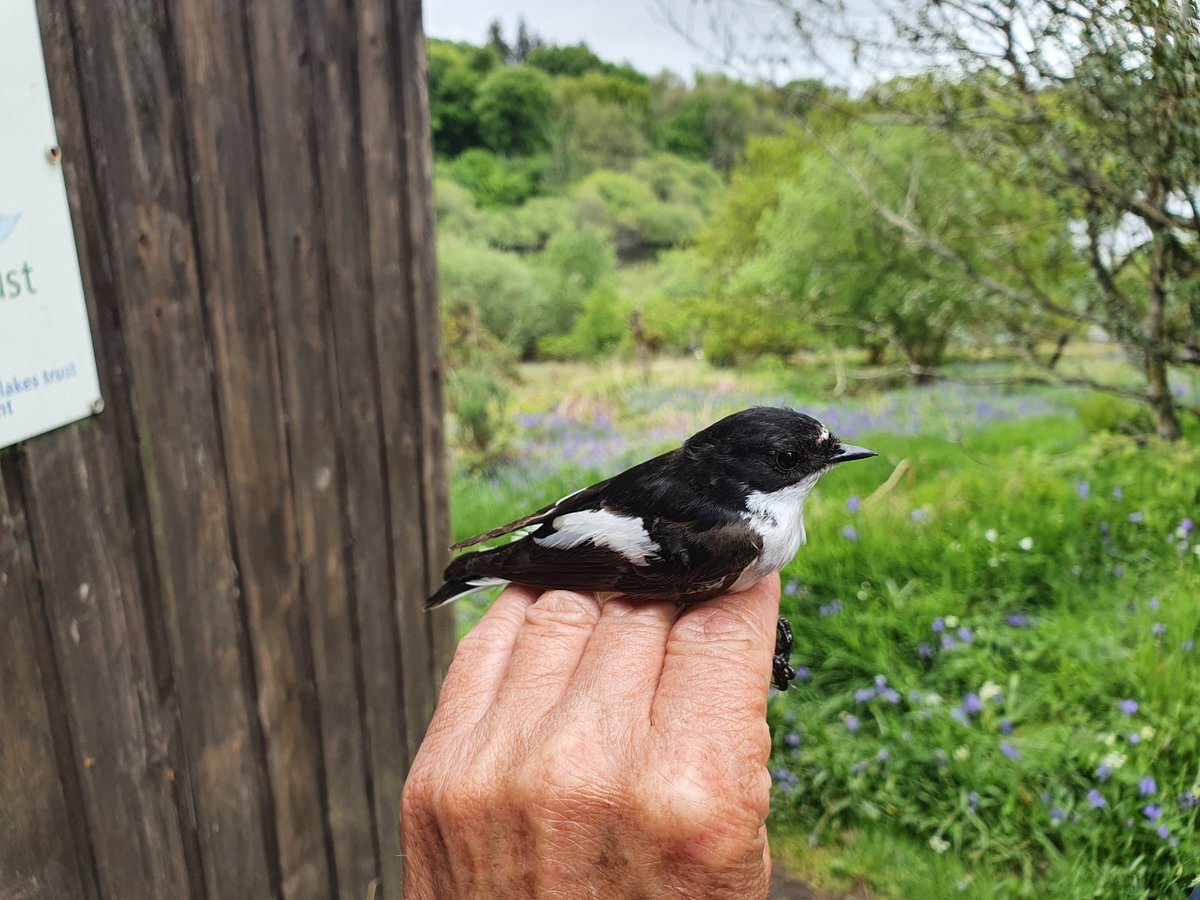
[1145,353,1183,440]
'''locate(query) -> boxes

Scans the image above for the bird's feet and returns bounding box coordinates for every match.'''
[773,616,795,691]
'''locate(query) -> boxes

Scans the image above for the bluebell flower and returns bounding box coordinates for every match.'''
[932,617,946,634]
[917,642,934,658]
[841,525,859,541]
[967,791,979,811]
[1143,804,1161,821]
[1128,511,1144,523]
[1050,807,1066,823]
[1076,480,1090,499]
[950,707,970,726]
[1152,622,1166,636]
[794,666,812,680]
[845,714,860,734]
[1180,517,1195,536]
[1147,596,1160,611]
[1112,485,1124,500]
[876,747,890,762]
[1087,788,1106,808]
[1129,733,1142,745]
[784,580,799,597]
[784,732,801,749]
[957,626,974,642]
[1184,640,1195,652]
[1006,613,1031,628]
[1000,741,1021,761]
[1139,777,1157,796]
[941,634,957,650]
[962,693,983,715]
[1156,824,1170,839]
[1118,698,1139,715]
[911,509,930,522]
[881,688,901,704]
[1096,763,1113,781]
[846,496,861,513]
[855,687,877,702]
[1000,720,1013,734]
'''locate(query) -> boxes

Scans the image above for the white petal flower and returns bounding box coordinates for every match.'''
[929,835,950,854]
[980,681,1002,702]
[1102,751,1127,770]
[985,528,998,543]
[1018,537,1034,551]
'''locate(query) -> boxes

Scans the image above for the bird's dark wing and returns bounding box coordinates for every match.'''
[450,448,681,550]
[449,480,612,550]
[447,518,763,603]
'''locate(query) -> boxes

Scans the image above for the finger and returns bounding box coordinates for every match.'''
[426,584,539,739]
[651,573,780,744]
[488,588,602,730]
[564,597,677,721]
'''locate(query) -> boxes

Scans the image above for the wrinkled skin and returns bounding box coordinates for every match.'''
[401,574,780,899]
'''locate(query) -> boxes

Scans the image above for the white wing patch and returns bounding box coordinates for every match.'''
[533,509,661,566]
[731,472,823,591]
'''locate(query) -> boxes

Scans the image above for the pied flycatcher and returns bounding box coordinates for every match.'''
[427,406,877,689]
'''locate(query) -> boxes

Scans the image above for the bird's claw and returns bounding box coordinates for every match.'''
[773,616,795,691]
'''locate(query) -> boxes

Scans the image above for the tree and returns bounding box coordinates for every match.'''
[473,66,556,156]
[486,19,510,64]
[514,18,543,63]
[427,42,483,156]
[696,0,1200,437]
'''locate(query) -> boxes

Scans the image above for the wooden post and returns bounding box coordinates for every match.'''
[0,1,450,898]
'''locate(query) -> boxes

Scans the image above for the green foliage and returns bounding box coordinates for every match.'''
[446,149,544,207]
[1075,394,1154,437]
[473,66,556,156]
[653,74,783,172]
[441,303,517,473]
[527,42,646,84]
[427,42,484,156]
[539,280,628,360]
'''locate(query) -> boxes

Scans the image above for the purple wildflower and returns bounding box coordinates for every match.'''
[950,707,970,726]
[784,580,799,597]
[941,635,957,650]
[1118,698,1139,715]
[1153,622,1166,636]
[1087,789,1107,808]
[918,642,934,658]
[845,715,860,734]
[968,791,979,810]
[911,509,930,522]
[1139,777,1157,796]
[876,747,890,762]
[962,693,983,715]
[1157,824,1170,839]
[1180,517,1195,536]
[1184,640,1195,653]
[855,687,877,702]
[1128,511,1144,523]
[1050,807,1067,823]
[882,688,901,704]
[1000,741,1021,761]
[957,626,974,642]
[1076,480,1090,499]
[875,674,889,690]
[784,732,801,749]
[1148,596,1160,611]
[932,617,946,633]
[1144,805,1162,822]
[850,760,868,775]
[1113,485,1124,500]
[846,495,861,513]
[1097,763,1113,781]
[1000,719,1014,734]
[1128,733,1141,745]
[841,525,859,542]
[794,666,811,680]
[1006,613,1031,628]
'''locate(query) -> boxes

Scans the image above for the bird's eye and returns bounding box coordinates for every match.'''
[776,450,801,469]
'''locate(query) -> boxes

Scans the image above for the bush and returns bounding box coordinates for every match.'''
[1076,394,1155,436]
[447,149,544,208]
[473,66,555,156]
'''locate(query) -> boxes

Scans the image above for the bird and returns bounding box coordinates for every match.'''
[427,406,877,689]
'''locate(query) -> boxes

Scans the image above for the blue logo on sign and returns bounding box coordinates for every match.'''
[0,214,20,245]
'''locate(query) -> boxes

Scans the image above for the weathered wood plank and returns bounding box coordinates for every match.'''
[243,2,379,896]
[0,473,95,900]
[164,1,337,897]
[53,0,277,894]
[357,0,438,776]
[306,1,414,894]
[393,0,456,681]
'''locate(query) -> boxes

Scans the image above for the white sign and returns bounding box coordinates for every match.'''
[0,0,102,449]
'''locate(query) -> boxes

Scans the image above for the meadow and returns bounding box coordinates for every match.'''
[447,355,1200,899]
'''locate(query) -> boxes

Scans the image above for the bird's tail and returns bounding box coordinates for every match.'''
[425,552,508,610]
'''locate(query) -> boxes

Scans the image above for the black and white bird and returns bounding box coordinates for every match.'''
[427,406,877,689]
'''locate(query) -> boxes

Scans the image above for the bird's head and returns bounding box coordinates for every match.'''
[684,407,876,494]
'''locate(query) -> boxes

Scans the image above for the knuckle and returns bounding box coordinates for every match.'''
[524,590,602,631]
[671,605,758,651]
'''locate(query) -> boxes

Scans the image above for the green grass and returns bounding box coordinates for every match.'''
[447,355,1200,897]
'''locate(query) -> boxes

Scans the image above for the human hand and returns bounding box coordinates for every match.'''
[400,573,781,899]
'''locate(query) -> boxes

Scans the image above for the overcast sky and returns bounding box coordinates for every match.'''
[422,0,869,84]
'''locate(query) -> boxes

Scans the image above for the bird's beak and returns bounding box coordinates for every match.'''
[831,444,877,464]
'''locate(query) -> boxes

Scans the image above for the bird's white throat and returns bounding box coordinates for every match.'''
[731,471,823,590]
